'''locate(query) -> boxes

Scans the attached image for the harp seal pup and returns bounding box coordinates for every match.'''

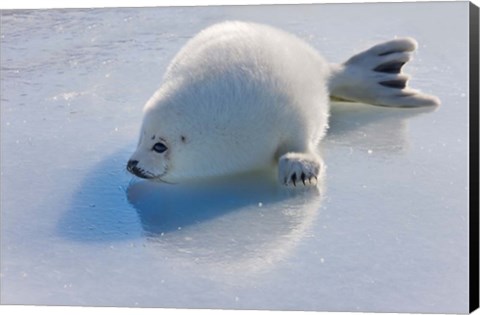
[127,21,439,186]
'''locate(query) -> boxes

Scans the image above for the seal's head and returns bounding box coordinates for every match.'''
[127,122,171,182]
[126,88,214,183]
[126,97,189,183]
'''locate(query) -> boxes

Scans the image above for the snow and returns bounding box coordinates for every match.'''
[0,2,470,313]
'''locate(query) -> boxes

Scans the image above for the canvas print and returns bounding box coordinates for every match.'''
[0,1,476,313]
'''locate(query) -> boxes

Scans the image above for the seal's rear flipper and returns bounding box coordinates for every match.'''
[329,38,440,107]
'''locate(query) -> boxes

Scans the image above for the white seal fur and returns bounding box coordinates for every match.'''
[127,21,439,186]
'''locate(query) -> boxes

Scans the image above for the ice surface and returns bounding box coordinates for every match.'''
[0,2,470,313]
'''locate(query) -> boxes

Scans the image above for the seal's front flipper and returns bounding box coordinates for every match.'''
[329,38,440,107]
[278,152,323,187]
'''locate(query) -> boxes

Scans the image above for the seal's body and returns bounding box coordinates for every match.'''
[127,21,439,186]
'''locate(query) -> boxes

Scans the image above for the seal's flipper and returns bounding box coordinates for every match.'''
[278,152,323,187]
[328,38,440,107]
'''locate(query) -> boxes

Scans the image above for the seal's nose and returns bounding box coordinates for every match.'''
[127,160,139,172]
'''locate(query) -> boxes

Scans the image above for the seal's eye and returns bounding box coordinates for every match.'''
[152,142,168,154]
